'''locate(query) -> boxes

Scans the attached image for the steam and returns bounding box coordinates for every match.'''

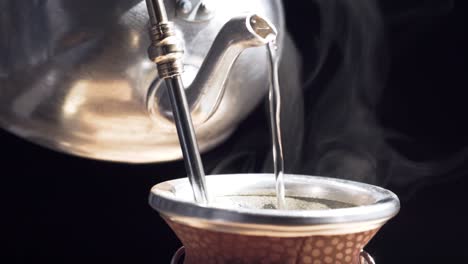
[301,0,388,185]
[386,0,455,25]
[204,0,467,200]
[300,0,467,198]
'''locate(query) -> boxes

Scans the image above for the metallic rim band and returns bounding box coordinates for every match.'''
[150,174,400,231]
[163,214,390,237]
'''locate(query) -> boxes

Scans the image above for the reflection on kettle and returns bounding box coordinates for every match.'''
[0,0,301,163]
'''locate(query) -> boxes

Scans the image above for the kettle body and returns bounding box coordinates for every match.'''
[0,0,300,163]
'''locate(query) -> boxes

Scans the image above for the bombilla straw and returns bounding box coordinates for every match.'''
[146,0,168,24]
[145,0,209,204]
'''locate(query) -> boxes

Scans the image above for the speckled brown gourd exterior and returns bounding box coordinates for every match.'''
[166,220,379,264]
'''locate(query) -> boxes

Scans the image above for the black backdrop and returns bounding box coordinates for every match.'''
[3,0,468,263]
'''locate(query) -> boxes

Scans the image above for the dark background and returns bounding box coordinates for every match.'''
[3,0,468,263]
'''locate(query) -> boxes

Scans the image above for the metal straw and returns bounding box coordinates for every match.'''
[145,0,209,204]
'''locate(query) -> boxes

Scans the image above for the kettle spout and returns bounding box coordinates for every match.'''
[149,13,277,125]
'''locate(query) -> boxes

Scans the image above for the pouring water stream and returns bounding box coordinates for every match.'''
[267,40,286,209]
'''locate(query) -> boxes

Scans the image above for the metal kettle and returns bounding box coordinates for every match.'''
[0,0,299,163]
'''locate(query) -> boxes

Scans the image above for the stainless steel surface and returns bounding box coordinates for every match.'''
[147,14,278,126]
[165,78,209,203]
[176,0,215,22]
[146,0,208,203]
[147,0,168,23]
[360,250,376,264]
[0,0,289,163]
[149,174,400,236]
